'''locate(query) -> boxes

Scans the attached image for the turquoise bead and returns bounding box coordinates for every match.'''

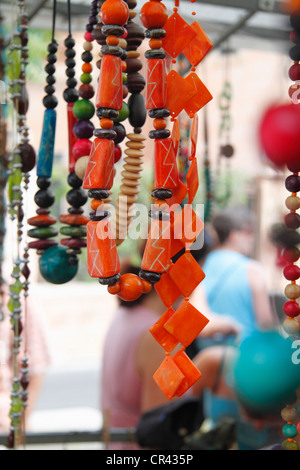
[73,99,95,120]
[39,245,78,284]
[282,424,298,438]
[37,109,57,178]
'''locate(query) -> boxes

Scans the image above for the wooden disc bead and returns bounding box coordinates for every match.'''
[124,148,144,158]
[126,141,145,150]
[121,170,141,180]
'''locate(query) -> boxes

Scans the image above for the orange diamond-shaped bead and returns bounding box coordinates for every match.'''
[166,70,195,118]
[161,12,197,58]
[169,252,205,298]
[172,204,204,251]
[164,300,209,347]
[182,22,213,67]
[165,179,187,208]
[149,307,179,352]
[190,113,199,160]
[155,268,182,308]
[173,350,202,397]
[184,73,213,118]
[186,158,199,204]
[153,355,184,400]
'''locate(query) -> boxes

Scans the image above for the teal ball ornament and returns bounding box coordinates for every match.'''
[233,331,300,414]
[39,245,78,284]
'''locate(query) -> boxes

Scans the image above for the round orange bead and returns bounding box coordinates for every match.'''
[121,60,127,72]
[100,118,114,129]
[82,62,92,73]
[100,0,129,26]
[90,199,104,211]
[108,282,121,295]
[106,35,119,46]
[117,273,144,301]
[153,118,166,130]
[149,38,163,49]
[140,1,168,29]
[142,280,152,294]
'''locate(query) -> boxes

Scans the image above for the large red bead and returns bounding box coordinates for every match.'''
[155,137,179,189]
[140,1,168,29]
[283,301,300,318]
[72,139,93,160]
[146,58,167,110]
[283,264,300,281]
[82,138,115,190]
[96,55,123,110]
[100,0,129,26]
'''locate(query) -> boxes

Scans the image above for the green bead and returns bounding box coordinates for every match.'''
[282,424,298,438]
[282,439,298,450]
[39,245,78,284]
[9,280,23,295]
[73,99,95,120]
[114,101,129,123]
[28,226,58,239]
[8,168,22,204]
[122,72,127,83]
[11,396,23,413]
[80,73,92,84]
[60,225,87,238]
[7,48,21,81]
[7,298,21,313]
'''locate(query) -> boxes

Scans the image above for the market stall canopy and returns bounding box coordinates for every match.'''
[0,0,292,53]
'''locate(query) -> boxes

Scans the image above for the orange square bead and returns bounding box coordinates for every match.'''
[184,73,213,118]
[186,158,199,204]
[172,205,204,251]
[153,355,184,400]
[149,307,179,352]
[155,270,182,308]
[166,70,195,118]
[161,12,197,58]
[182,22,213,67]
[173,350,202,397]
[164,300,209,347]
[165,179,187,208]
[169,252,205,298]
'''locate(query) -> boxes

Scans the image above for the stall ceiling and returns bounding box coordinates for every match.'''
[0,0,292,53]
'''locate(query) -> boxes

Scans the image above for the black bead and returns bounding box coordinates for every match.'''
[101,24,125,37]
[151,188,173,200]
[149,129,170,139]
[290,45,300,61]
[291,14,300,32]
[285,175,300,193]
[65,48,76,59]
[98,274,121,286]
[139,269,161,284]
[149,108,170,119]
[37,177,51,189]
[46,75,56,85]
[148,209,170,221]
[63,87,79,103]
[47,41,58,53]
[66,68,76,78]
[101,45,123,57]
[68,172,82,188]
[44,85,55,95]
[66,188,88,208]
[96,107,119,120]
[47,53,57,64]
[64,35,75,48]
[89,210,110,221]
[93,128,117,140]
[134,127,142,134]
[66,77,77,88]
[88,189,109,200]
[45,63,55,75]
[34,189,55,208]
[145,28,166,39]
[126,73,146,94]
[120,49,128,61]
[145,49,166,59]
[128,93,146,129]
[68,207,84,214]
[65,58,76,69]
[42,94,58,109]
[112,123,126,144]
[81,51,93,63]
[68,255,79,266]
[220,144,235,158]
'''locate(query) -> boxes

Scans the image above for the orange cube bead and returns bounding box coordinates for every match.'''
[155,137,179,189]
[149,307,179,352]
[173,350,202,397]
[166,70,195,118]
[87,220,120,279]
[169,252,205,298]
[153,355,184,400]
[164,300,209,347]
[82,138,114,190]
[141,219,171,273]
[146,58,167,109]
[182,22,213,67]
[96,55,123,110]
[154,270,182,308]
[161,12,197,58]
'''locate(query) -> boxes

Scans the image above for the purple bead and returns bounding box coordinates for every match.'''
[285,175,300,193]
[73,120,95,139]
[89,15,97,25]
[86,24,93,32]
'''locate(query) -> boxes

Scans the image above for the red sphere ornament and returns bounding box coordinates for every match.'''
[140,1,168,29]
[100,0,129,26]
[118,273,144,301]
[283,300,300,317]
[72,139,93,160]
[259,103,300,167]
[114,144,122,163]
[283,264,300,281]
